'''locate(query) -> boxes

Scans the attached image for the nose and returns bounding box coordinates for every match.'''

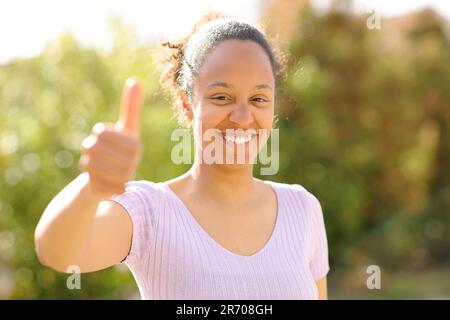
[229,104,254,127]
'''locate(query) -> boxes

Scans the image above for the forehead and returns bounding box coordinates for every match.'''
[195,40,274,89]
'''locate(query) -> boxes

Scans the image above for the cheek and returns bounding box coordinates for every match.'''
[255,105,275,129]
[196,102,227,127]
[191,103,224,144]
[254,106,275,147]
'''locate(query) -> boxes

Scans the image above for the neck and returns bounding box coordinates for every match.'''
[185,157,258,205]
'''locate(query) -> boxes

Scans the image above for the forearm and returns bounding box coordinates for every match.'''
[34,172,104,272]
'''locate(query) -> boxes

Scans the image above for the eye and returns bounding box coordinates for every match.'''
[252,96,270,104]
[209,95,232,104]
[253,97,268,103]
[212,96,229,101]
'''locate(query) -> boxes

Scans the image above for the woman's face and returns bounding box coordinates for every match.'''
[187,39,275,168]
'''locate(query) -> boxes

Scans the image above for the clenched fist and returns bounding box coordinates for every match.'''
[79,78,143,198]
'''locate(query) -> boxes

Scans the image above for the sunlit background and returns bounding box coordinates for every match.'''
[2,0,450,64]
[1,0,449,299]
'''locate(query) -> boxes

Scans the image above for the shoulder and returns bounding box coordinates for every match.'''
[265,180,320,205]
[110,180,171,230]
[119,180,170,201]
[111,180,167,214]
[123,180,160,193]
[264,180,323,219]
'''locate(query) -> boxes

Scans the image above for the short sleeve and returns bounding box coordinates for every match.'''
[108,180,156,267]
[304,190,330,281]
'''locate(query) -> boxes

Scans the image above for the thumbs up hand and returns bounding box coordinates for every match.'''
[80,78,143,198]
[116,78,143,135]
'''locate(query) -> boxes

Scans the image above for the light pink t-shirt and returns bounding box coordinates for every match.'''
[109,180,329,300]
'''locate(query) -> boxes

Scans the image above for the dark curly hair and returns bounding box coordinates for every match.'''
[153,11,287,127]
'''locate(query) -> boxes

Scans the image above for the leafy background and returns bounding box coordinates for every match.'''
[0,1,449,299]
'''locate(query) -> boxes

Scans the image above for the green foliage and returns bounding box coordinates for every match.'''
[274,7,450,274]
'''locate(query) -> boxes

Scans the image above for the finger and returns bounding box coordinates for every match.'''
[88,122,141,154]
[116,77,143,135]
[89,143,132,172]
[94,129,142,155]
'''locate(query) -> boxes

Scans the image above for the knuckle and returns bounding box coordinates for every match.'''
[95,131,108,143]
[88,143,101,156]
[81,135,96,152]
[92,122,106,135]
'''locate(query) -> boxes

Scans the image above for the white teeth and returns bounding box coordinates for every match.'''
[224,135,234,143]
[223,133,254,144]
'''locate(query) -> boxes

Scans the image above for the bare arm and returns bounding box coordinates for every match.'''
[316,276,328,300]
[34,173,133,273]
[34,78,143,273]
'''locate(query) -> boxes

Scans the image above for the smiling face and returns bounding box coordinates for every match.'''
[183,39,275,168]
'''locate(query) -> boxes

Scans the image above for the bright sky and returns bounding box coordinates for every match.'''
[0,0,449,64]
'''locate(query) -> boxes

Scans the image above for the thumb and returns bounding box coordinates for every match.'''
[116,77,143,134]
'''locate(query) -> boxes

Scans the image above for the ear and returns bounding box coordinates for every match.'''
[179,89,193,122]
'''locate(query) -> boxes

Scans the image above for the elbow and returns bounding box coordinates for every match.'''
[34,228,72,273]
[34,225,48,267]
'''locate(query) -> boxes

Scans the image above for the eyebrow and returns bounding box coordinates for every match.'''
[207,81,273,91]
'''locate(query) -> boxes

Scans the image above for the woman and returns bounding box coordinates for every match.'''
[34,12,329,300]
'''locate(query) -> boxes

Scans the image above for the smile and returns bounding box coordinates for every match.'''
[220,132,256,144]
